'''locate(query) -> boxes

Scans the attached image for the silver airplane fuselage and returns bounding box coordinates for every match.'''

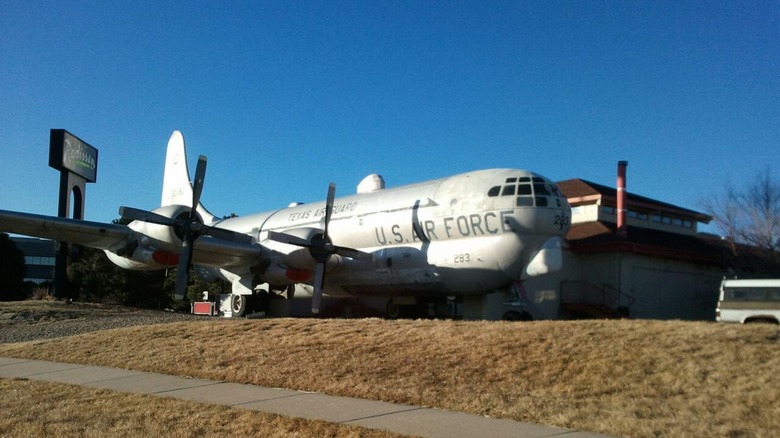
[216,168,571,298]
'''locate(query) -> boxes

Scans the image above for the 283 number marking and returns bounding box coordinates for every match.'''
[554,215,570,230]
[454,253,471,263]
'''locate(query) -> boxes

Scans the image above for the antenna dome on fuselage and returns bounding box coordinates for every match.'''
[357,173,386,194]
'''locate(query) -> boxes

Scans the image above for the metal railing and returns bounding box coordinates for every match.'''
[560,281,635,312]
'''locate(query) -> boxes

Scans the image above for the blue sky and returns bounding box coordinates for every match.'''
[1,1,777,234]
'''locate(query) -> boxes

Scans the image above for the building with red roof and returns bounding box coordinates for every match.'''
[520,163,730,320]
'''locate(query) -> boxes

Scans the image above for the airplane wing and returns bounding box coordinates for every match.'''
[190,235,262,267]
[0,209,262,268]
[0,209,132,250]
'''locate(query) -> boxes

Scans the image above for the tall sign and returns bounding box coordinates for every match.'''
[49,129,98,183]
[49,129,99,299]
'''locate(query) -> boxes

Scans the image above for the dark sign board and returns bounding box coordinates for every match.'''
[49,129,98,182]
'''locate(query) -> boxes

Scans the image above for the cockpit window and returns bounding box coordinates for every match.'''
[488,176,566,208]
[534,184,551,196]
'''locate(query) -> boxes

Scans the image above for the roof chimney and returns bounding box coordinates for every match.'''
[617,161,628,238]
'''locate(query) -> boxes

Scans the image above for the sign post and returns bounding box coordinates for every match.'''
[49,129,99,299]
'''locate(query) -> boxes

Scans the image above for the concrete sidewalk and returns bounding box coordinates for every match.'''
[1,356,613,438]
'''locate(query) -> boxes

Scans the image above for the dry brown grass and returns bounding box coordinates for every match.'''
[2,314,779,437]
[0,378,409,438]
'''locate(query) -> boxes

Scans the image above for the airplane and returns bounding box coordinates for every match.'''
[0,131,571,318]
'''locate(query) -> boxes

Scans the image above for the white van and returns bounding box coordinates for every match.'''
[716,279,780,324]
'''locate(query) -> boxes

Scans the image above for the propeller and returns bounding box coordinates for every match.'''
[268,183,372,313]
[119,155,252,301]
[120,205,252,244]
[174,155,208,300]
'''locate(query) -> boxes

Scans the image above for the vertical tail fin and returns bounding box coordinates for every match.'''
[161,131,215,221]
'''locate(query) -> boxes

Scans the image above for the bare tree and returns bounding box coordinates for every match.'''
[740,170,780,252]
[701,184,742,254]
[701,169,780,275]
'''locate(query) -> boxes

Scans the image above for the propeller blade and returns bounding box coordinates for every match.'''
[203,225,254,244]
[311,262,325,314]
[191,155,207,211]
[174,237,194,300]
[118,207,175,226]
[333,245,374,262]
[266,230,313,248]
[323,183,335,238]
[311,182,333,315]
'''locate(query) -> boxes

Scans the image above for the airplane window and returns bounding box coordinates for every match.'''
[532,177,545,183]
[502,185,516,196]
[518,184,532,195]
[519,177,531,183]
[517,196,534,207]
[505,177,517,183]
[536,197,548,207]
[534,184,551,196]
[488,186,500,197]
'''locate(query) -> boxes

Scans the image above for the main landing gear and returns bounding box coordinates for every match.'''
[231,294,248,317]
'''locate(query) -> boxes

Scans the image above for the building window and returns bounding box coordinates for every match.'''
[25,256,56,266]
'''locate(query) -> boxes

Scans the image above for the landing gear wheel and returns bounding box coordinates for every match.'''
[386,299,401,319]
[231,294,248,318]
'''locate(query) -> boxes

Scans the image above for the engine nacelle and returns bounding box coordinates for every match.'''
[263,227,323,270]
[104,248,177,271]
[105,204,205,271]
[262,264,311,285]
[127,205,198,253]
